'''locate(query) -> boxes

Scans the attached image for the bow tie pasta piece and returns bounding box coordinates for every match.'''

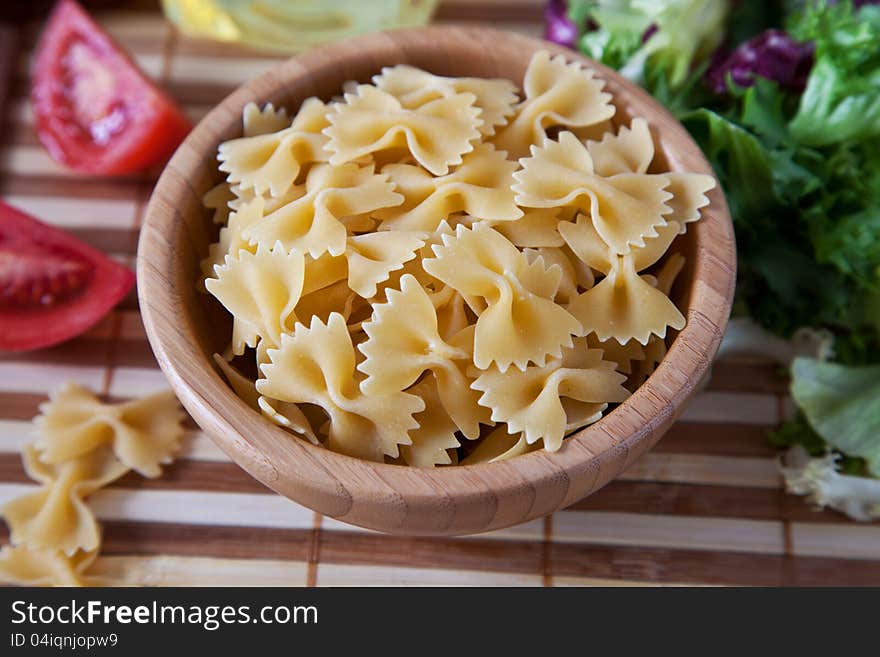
[214,353,319,449]
[523,247,583,304]
[242,101,291,138]
[562,398,609,433]
[460,427,533,465]
[435,290,471,342]
[377,144,522,231]
[656,252,686,297]
[493,51,615,159]
[587,334,647,375]
[324,85,483,176]
[200,195,266,286]
[513,131,673,255]
[203,181,239,226]
[345,231,426,298]
[302,251,349,296]
[257,397,321,445]
[3,445,128,555]
[373,64,518,137]
[492,207,565,248]
[471,338,628,451]
[205,242,305,356]
[568,254,686,345]
[585,118,655,176]
[296,279,367,331]
[358,274,489,438]
[560,212,682,275]
[213,353,261,410]
[423,223,583,372]
[243,163,403,258]
[0,545,98,587]
[400,376,461,467]
[33,384,184,478]
[257,313,424,461]
[218,97,331,197]
[666,172,716,232]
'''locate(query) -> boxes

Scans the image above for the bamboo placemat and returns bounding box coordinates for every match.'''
[2,0,879,587]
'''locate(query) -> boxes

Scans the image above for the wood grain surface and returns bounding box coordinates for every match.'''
[2,1,879,585]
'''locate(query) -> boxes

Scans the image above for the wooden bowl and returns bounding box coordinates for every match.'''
[138,26,735,535]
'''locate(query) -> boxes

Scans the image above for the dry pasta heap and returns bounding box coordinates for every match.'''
[202,51,716,467]
[0,384,185,586]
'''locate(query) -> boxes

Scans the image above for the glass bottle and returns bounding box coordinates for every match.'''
[160,0,439,53]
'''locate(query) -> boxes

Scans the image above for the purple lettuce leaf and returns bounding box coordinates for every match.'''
[706,29,814,95]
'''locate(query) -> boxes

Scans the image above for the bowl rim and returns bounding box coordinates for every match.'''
[138,25,735,534]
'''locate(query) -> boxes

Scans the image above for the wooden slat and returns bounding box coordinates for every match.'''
[548,542,880,586]
[552,510,785,555]
[89,555,309,587]
[315,563,541,587]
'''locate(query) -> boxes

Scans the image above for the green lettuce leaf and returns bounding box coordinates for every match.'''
[787,3,880,145]
[570,0,729,86]
[791,357,880,476]
[789,56,880,145]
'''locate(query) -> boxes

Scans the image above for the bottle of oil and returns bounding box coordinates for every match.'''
[160,0,438,53]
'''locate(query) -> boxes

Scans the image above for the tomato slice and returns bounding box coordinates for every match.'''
[0,200,135,352]
[31,0,191,175]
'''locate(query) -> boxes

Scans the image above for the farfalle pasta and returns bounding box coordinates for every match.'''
[0,384,186,586]
[201,51,715,465]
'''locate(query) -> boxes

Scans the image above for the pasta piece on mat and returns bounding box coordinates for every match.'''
[3,445,127,555]
[0,545,98,587]
[471,338,628,451]
[493,51,615,158]
[324,85,482,176]
[243,162,403,258]
[218,97,330,197]
[423,223,583,372]
[35,384,184,478]
[205,242,305,356]
[513,131,673,255]
[568,254,686,345]
[377,143,522,231]
[373,64,518,136]
[257,313,424,461]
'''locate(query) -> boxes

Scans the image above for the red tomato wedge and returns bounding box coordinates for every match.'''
[0,201,135,352]
[31,0,190,175]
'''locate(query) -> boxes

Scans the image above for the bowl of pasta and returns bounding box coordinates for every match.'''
[138,25,735,535]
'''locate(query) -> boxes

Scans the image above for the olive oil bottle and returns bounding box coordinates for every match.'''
[160,0,438,53]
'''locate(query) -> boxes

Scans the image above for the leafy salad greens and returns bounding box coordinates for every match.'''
[546,0,880,518]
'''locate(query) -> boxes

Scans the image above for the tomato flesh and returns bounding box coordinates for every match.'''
[0,201,135,352]
[32,0,190,175]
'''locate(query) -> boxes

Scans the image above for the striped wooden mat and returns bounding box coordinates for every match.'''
[2,1,879,587]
